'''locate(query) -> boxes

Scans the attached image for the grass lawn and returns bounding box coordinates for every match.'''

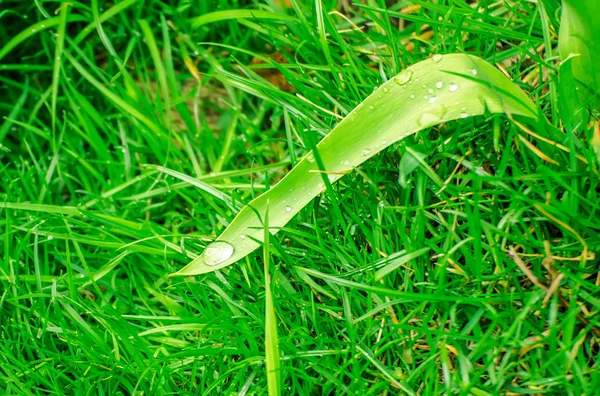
[1,0,599,394]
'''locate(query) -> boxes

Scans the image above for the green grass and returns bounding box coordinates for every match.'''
[1,0,599,395]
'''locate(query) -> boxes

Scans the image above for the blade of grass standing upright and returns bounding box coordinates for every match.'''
[263,205,281,396]
[173,53,540,276]
[51,3,69,133]
[91,0,125,67]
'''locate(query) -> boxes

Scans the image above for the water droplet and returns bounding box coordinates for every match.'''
[428,88,434,94]
[460,113,469,118]
[307,154,315,163]
[382,140,388,145]
[394,69,413,86]
[362,149,371,156]
[382,87,389,93]
[432,54,443,63]
[468,68,478,76]
[369,105,374,110]
[47,235,54,241]
[328,175,336,182]
[409,94,415,99]
[204,241,234,266]
[285,205,292,212]
[240,234,246,239]
[435,81,443,89]
[428,96,438,104]
[343,160,351,167]
[448,84,459,92]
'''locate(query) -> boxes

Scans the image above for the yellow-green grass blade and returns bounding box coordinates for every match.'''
[173,53,539,276]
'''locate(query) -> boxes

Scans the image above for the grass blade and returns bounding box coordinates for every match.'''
[263,205,281,396]
[91,0,126,67]
[64,49,164,137]
[191,10,296,28]
[51,3,70,132]
[173,53,539,276]
[73,0,139,44]
[173,53,538,276]
[374,247,431,280]
[0,15,85,62]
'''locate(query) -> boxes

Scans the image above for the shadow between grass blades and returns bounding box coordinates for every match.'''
[172,53,539,276]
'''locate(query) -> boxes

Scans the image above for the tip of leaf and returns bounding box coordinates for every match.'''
[169,255,207,277]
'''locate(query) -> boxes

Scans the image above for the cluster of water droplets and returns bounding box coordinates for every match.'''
[397,55,478,123]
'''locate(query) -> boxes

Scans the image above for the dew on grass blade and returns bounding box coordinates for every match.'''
[432,54,443,63]
[204,241,234,266]
[173,53,540,276]
[394,69,413,86]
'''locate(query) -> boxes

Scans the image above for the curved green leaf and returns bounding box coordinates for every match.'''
[559,0,600,110]
[172,53,539,276]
